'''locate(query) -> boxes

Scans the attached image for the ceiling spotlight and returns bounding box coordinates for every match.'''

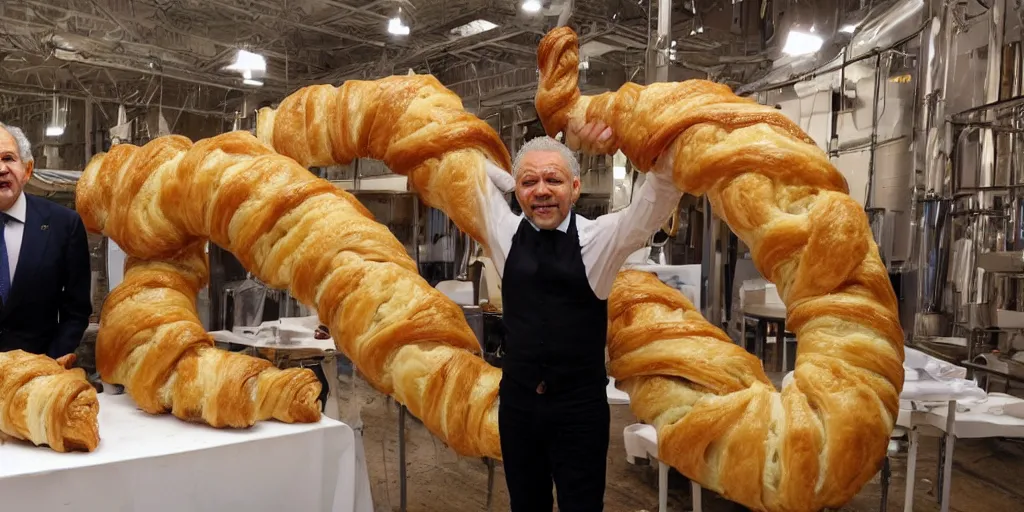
[388,9,410,35]
[226,49,266,72]
[840,24,857,34]
[45,126,64,137]
[782,30,824,56]
[522,0,542,13]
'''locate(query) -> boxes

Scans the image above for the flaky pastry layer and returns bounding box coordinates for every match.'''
[0,350,100,452]
[77,131,499,456]
[536,27,904,511]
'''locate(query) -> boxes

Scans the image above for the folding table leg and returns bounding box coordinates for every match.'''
[940,401,956,512]
[879,456,890,512]
[658,461,669,512]
[904,429,919,512]
[399,405,407,512]
[485,458,495,512]
[691,482,702,512]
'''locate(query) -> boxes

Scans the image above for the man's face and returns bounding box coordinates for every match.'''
[0,128,31,211]
[515,150,580,230]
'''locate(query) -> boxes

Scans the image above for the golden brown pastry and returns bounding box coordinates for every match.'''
[538,27,904,511]
[255,75,511,246]
[93,240,322,428]
[76,132,501,457]
[0,349,100,452]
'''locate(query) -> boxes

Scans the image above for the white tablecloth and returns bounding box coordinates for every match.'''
[0,394,372,512]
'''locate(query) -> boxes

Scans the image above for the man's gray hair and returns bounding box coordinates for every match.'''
[512,136,580,178]
[0,122,33,164]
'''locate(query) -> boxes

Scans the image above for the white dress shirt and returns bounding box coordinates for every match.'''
[483,164,682,300]
[2,192,26,283]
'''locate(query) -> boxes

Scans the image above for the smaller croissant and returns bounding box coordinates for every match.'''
[97,243,322,428]
[0,350,100,452]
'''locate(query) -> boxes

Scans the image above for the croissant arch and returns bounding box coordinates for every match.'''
[257,28,904,512]
[536,27,904,510]
[77,128,503,458]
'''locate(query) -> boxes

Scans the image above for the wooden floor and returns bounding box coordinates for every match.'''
[335,373,1024,512]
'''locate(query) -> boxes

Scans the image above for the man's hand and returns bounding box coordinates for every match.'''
[485,161,516,193]
[564,119,619,155]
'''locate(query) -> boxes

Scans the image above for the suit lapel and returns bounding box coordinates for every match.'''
[1,195,52,321]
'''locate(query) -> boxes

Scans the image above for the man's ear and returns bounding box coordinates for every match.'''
[572,175,581,202]
[23,159,34,183]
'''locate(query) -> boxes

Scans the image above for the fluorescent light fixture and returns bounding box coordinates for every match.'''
[450,19,498,37]
[241,70,264,86]
[522,0,542,13]
[840,24,857,34]
[388,16,410,35]
[613,166,626,180]
[226,49,266,72]
[782,30,823,56]
[45,126,64,137]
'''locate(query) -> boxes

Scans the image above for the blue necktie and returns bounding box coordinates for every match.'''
[0,213,10,307]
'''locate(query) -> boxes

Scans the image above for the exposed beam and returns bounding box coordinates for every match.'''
[0,82,233,118]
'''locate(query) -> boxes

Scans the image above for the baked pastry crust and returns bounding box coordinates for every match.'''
[92,241,322,427]
[537,27,904,511]
[77,132,498,455]
[0,350,100,452]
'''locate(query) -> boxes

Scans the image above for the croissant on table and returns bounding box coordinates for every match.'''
[74,200,323,429]
[0,350,100,452]
[76,130,502,458]
[536,27,904,511]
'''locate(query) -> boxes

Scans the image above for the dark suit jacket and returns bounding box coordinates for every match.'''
[0,194,92,358]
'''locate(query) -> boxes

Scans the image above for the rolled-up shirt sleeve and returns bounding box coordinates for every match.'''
[584,168,683,299]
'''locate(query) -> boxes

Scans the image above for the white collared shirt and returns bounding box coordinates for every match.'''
[2,192,26,283]
[483,168,682,300]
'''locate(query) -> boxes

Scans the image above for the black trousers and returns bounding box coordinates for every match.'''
[498,378,610,512]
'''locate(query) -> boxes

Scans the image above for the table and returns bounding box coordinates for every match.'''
[895,394,1024,512]
[623,423,702,512]
[0,393,372,512]
[740,304,790,371]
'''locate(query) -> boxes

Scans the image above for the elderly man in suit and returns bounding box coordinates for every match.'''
[0,122,91,359]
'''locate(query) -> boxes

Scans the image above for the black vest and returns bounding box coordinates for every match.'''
[500,212,609,394]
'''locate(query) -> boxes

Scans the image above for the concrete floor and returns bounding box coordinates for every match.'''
[333,368,1024,512]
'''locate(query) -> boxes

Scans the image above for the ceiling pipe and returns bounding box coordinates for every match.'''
[0,84,234,118]
[974,0,1008,199]
[557,0,574,27]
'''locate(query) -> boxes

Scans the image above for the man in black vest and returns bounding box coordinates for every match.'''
[481,122,682,511]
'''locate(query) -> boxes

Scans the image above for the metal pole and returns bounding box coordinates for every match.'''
[485,458,495,512]
[655,0,672,83]
[866,53,883,208]
[702,198,723,326]
[978,0,1007,193]
[399,404,407,512]
[84,99,93,163]
[904,429,919,511]
[940,400,956,512]
[879,456,890,512]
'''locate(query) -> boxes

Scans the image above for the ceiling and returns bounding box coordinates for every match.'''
[0,0,778,125]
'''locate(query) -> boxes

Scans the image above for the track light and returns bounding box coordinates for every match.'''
[388,8,410,35]
[522,0,542,13]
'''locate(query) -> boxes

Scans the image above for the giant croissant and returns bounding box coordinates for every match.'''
[76,130,501,457]
[257,29,904,512]
[538,27,905,510]
[0,350,100,452]
[90,239,323,428]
